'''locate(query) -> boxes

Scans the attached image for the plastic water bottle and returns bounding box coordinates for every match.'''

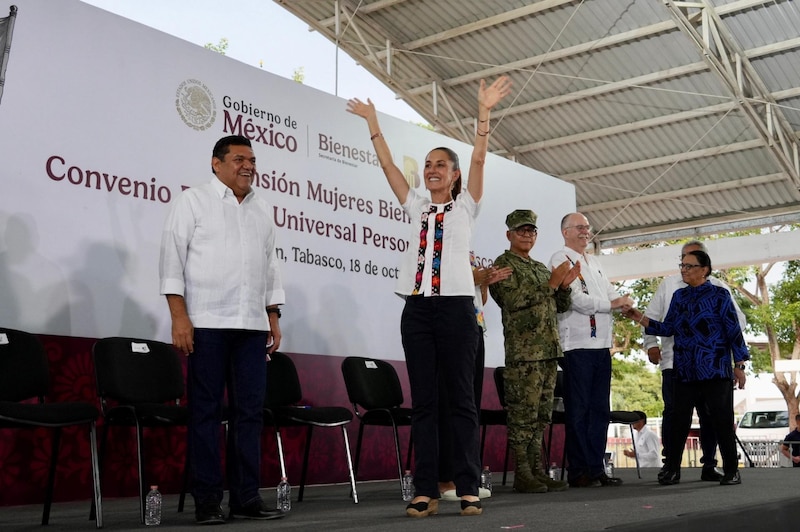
[605,458,615,477]
[144,485,162,526]
[480,465,493,493]
[276,477,291,512]
[549,462,562,481]
[401,470,415,501]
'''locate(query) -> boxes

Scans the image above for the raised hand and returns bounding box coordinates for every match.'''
[346,97,376,121]
[478,75,512,111]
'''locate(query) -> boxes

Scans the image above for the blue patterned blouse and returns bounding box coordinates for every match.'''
[644,281,749,383]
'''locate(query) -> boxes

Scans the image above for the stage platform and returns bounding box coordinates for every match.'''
[3,467,797,531]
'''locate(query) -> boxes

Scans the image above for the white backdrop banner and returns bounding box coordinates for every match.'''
[0,0,575,366]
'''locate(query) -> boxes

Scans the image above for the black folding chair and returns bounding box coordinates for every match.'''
[341,356,412,494]
[91,337,190,524]
[264,352,357,503]
[610,410,644,478]
[0,327,103,527]
[483,366,510,485]
[545,369,567,480]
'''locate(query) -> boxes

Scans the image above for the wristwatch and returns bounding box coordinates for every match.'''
[734,362,746,371]
[267,307,282,318]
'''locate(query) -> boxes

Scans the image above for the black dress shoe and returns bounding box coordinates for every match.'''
[568,474,601,488]
[701,468,723,481]
[594,473,623,487]
[195,502,226,525]
[657,465,669,481]
[658,471,680,485]
[229,500,285,520]
[719,471,741,486]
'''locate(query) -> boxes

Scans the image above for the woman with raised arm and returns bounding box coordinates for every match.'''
[347,76,511,518]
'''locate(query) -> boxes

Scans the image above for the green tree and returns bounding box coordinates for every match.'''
[292,67,304,84]
[609,228,800,430]
[611,358,663,417]
[610,276,662,415]
[717,228,800,429]
[204,37,229,55]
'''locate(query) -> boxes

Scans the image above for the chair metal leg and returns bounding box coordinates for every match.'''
[405,430,413,470]
[340,426,358,504]
[353,424,365,480]
[349,424,365,499]
[629,424,641,478]
[135,423,146,524]
[298,426,314,502]
[178,452,189,513]
[502,436,510,486]
[275,427,287,479]
[391,422,404,493]
[42,427,62,525]
[89,422,110,521]
[89,422,103,528]
[480,422,488,463]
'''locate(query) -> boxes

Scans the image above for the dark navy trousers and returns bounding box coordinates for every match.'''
[187,328,267,508]
[561,348,611,481]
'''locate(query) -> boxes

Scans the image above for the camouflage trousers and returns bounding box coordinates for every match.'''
[504,359,559,455]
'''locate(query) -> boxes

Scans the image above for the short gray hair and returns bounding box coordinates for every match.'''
[681,239,708,253]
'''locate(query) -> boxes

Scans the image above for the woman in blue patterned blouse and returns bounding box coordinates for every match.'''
[623,250,748,486]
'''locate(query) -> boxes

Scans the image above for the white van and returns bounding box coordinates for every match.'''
[736,402,790,467]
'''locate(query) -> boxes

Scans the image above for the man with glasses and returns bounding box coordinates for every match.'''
[548,213,633,488]
[489,209,579,493]
[642,241,746,481]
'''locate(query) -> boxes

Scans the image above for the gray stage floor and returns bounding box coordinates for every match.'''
[3,467,798,531]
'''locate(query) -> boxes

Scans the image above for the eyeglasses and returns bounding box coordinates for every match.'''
[678,263,702,270]
[565,224,593,232]
[514,226,538,236]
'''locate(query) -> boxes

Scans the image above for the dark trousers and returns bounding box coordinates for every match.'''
[662,369,718,468]
[667,378,737,475]
[401,296,480,498]
[439,333,484,483]
[188,328,267,507]
[561,348,611,481]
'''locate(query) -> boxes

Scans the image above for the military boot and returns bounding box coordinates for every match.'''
[527,438,569,492]
[535,471,569,491]
[512,446,548,493]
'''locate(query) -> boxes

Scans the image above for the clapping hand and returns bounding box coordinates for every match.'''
[474,266,513,287]
[549,260,580,290]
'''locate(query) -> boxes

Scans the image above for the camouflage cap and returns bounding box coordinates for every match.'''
[505,209,538,229]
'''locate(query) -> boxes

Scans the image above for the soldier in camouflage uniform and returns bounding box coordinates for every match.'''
[489,209,580,493]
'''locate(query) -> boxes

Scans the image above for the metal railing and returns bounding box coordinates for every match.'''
[607,437,797,469]
[606,436,701,469]
[737,439,795,468]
